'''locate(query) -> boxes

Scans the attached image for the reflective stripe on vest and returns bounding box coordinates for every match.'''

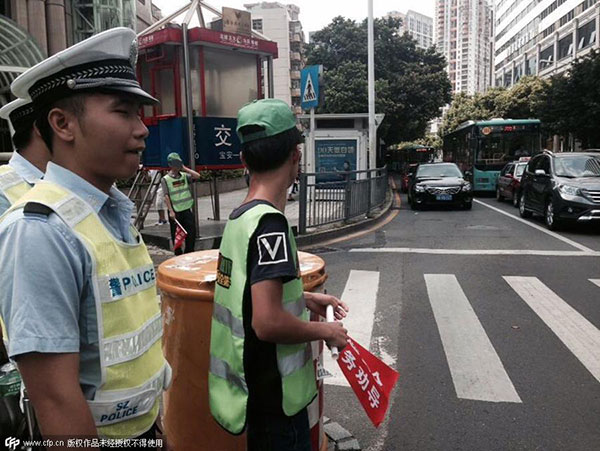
[164,174,193,212]
[1,181,169,439]
[0,165,32,206]
[209,203,317,434]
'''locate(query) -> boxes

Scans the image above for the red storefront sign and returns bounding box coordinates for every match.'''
[337,337,399,427]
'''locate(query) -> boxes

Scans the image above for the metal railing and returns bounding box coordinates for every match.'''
[298,167,388,234]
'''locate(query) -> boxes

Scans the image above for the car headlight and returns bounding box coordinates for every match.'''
[558,184,580,196]
[461,182,472,192]
[415,184,425,193]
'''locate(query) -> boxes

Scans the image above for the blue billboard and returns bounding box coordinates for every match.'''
[315,138,358,182]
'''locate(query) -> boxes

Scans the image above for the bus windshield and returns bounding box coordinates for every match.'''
[477,133,539,169]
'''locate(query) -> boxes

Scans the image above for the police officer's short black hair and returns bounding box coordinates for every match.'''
[36,94,88,153]
[12,125,34,152]
[240,126,303,173]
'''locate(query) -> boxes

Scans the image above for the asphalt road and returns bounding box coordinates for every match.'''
[318,183,600,451]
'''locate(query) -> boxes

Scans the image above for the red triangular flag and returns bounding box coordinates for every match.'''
[173,219,187,250]
[336,337,399,427]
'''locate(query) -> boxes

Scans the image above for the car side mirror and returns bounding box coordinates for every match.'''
[535,169,546,176]
[408,172,414,177]
[464,170,472,177]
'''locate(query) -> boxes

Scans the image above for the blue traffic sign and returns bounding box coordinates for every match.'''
[301,65,321,110]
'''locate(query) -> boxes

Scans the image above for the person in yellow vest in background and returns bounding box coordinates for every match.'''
[161,152,199,255]
[0,98,51,216]
[209,99,350,451]
[0,28,171,449]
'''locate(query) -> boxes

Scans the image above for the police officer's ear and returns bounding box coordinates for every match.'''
[46,106,78,145]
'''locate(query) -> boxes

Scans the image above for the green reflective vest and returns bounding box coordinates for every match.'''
[209,203,317,434]
[163,174,193,212]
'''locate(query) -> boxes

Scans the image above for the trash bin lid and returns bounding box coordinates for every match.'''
[157,250,221,301]
[298,251,328,291]
[157,250,327,301]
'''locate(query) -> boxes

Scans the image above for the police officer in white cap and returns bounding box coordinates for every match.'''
[0,98,51,216]
[0,28,170,448]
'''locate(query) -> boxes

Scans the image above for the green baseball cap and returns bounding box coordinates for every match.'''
[236,99,297,144]
[167,152,182,163]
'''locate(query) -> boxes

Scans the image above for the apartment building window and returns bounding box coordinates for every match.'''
[539,45,554,70]
[525,56,537,75]
[577,20,597,50]
[558,35,573,60]
[252,19,263,33]
[504,71,512,87]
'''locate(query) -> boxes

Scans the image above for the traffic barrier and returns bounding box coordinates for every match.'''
[157,250,329,450]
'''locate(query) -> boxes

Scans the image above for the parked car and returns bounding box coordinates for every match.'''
[496,159,529,207]
[519,150,600,230]
[408,162,473,210]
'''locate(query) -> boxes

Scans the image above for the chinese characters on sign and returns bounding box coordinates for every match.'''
[218,33,259,51]
[337,337,399,427]
[193,117,242,169]
[315,139,358,183]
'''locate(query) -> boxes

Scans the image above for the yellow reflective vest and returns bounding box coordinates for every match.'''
[0,164,32,207]
[0,180,171,438]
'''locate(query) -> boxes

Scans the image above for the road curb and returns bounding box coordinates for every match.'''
[142,184,395,252]
[324,416,361,451]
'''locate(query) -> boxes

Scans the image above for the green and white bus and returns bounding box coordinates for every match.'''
[443,119,542,192]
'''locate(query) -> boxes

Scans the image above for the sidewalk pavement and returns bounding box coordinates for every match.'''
[141,185,300,250]
[142,178,394,255]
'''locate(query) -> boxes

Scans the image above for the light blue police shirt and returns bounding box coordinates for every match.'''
[0,162,137,398]
[0,152,44,216]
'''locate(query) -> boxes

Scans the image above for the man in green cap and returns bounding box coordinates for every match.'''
[161,152,200,255]
[208,99,349,450]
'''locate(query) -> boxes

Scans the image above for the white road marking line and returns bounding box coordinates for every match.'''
[505,276,600,384]
[425,274,522,403]
[349,248,600,256]
[474,199,594,253]
[590,279,600,289]
[324,270,380,387]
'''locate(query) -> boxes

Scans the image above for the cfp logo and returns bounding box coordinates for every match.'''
[5,437,20,450]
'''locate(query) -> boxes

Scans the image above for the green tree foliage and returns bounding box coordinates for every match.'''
[440,77,548,136]
[306,16,451,145]
[537,50,600,148]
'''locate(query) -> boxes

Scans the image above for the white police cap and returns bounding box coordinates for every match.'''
[11,27,157,107]
[0,98,35,135]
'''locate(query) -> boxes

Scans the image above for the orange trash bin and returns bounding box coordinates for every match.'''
[157,250,329,451]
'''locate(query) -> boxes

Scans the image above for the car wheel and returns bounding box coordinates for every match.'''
[496,187,503,202]
[463,201,472,210]
[519,192,532,218]
[512,191,519,208]
[545,199,561,230]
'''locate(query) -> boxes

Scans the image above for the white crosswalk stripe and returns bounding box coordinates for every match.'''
[424,274,522,403]
[323,270,380,387]
[504,276,600,384]
[590,279,600,289]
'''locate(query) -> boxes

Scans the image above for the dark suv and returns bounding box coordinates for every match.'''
[519,151,600,229]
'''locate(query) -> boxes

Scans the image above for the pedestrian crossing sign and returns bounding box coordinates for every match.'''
[301,65,321,110]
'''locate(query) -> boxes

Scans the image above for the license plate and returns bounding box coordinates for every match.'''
[436,194,452,201]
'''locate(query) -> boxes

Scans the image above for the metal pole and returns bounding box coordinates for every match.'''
[182,22,199,236]
[137,2,192,37]
[299,172,307,234]
[267,56,274,98]
[367,0,376,171]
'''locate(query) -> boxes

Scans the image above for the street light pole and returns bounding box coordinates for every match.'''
[368,0,376,172]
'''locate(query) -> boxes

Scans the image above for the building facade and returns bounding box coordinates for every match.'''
[387,10,434,49]
[494,0,600,87]
[245,2,304,114]
[436,0,494,94]
[0,0,161,58]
